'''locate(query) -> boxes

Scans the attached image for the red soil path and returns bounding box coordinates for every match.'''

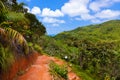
[17,55,81,80]
[0,52,39,80]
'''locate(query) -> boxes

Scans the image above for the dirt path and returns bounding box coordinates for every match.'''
[17,55,81,80]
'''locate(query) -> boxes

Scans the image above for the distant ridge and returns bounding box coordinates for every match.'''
[55,20,120,41]
[48,34,56,37]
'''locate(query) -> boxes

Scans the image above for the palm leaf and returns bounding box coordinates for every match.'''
[0,1,6,12]
[4,28,29,54]
[0,27,29,54]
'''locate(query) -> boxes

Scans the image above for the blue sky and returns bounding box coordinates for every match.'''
[18,0,120,35]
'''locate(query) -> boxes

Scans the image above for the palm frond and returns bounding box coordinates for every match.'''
[4,28,29,54]
[0,28,5,35]
[0,28,7,46]
[0,1,6,11]
[0,1,8,23]
[0,27,29,54]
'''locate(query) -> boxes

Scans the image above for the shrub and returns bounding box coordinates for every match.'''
[49,61,68,80]
[0,44,14,72]
[28,42,42,53]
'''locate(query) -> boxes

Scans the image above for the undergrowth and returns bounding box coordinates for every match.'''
[71,64,94,80]
[0,44,14,72]
[49,60,68,80]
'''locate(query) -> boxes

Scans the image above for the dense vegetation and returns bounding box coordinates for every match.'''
[1,0,120,80]
[38,20,120,80]
[49,61,68,80]
[0,0,46,74]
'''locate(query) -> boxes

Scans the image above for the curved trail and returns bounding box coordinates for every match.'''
[17,55,81,80]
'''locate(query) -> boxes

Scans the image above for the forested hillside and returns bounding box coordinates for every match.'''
[39,20,120,80]
[0,0,46,79]
[56,20,120,41]
[1,0,120,80]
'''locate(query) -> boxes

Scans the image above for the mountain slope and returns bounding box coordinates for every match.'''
[55,20,120,41]
[39,20,120,80]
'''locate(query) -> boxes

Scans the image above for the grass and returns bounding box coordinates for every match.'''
[71,64,94,80]
[7,12,29,23]
[49,60,68,80]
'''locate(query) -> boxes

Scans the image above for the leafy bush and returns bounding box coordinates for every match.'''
[0,44,14,72]
[28,42,42,53]
[49,61,68,80]
[71,64,94,80]
[39,20,120,80]
[0,1,8,23]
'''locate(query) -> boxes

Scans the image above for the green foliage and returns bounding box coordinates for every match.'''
[24,13,46,40]
[11,2,27,13]
[49,61,68,80]
[0,44,14,72]
[0,0,46,42]
[55,20,120,42]
[71,64,94,80]
[39,20,120,80]
[78,40,120,79]
[53,20,120,80]
[0,1,8,23]
[0,27,29,54]
[28,42,42,53]
[7,12,29,23]
[33,44,42,53]
[0,0,46,76]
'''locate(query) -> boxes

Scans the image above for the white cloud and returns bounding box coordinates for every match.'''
[75,17,81,21]
[89,0,110,12]
[24,0,120,27]
[91,19,103,23]
[52,23,59,27]
[61,0,89,17]
[113,0,120,2]
[75,9,120,23]
[95,9,120,19]
[89,0,120,12]
[88,9,120,23]
[41,8,64,17]
[75,14,94,21]
[81,14,94,20]
[29,7,65,26]
[42,17,65,24]
[31,6,41,15]
[60,0,120,21]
